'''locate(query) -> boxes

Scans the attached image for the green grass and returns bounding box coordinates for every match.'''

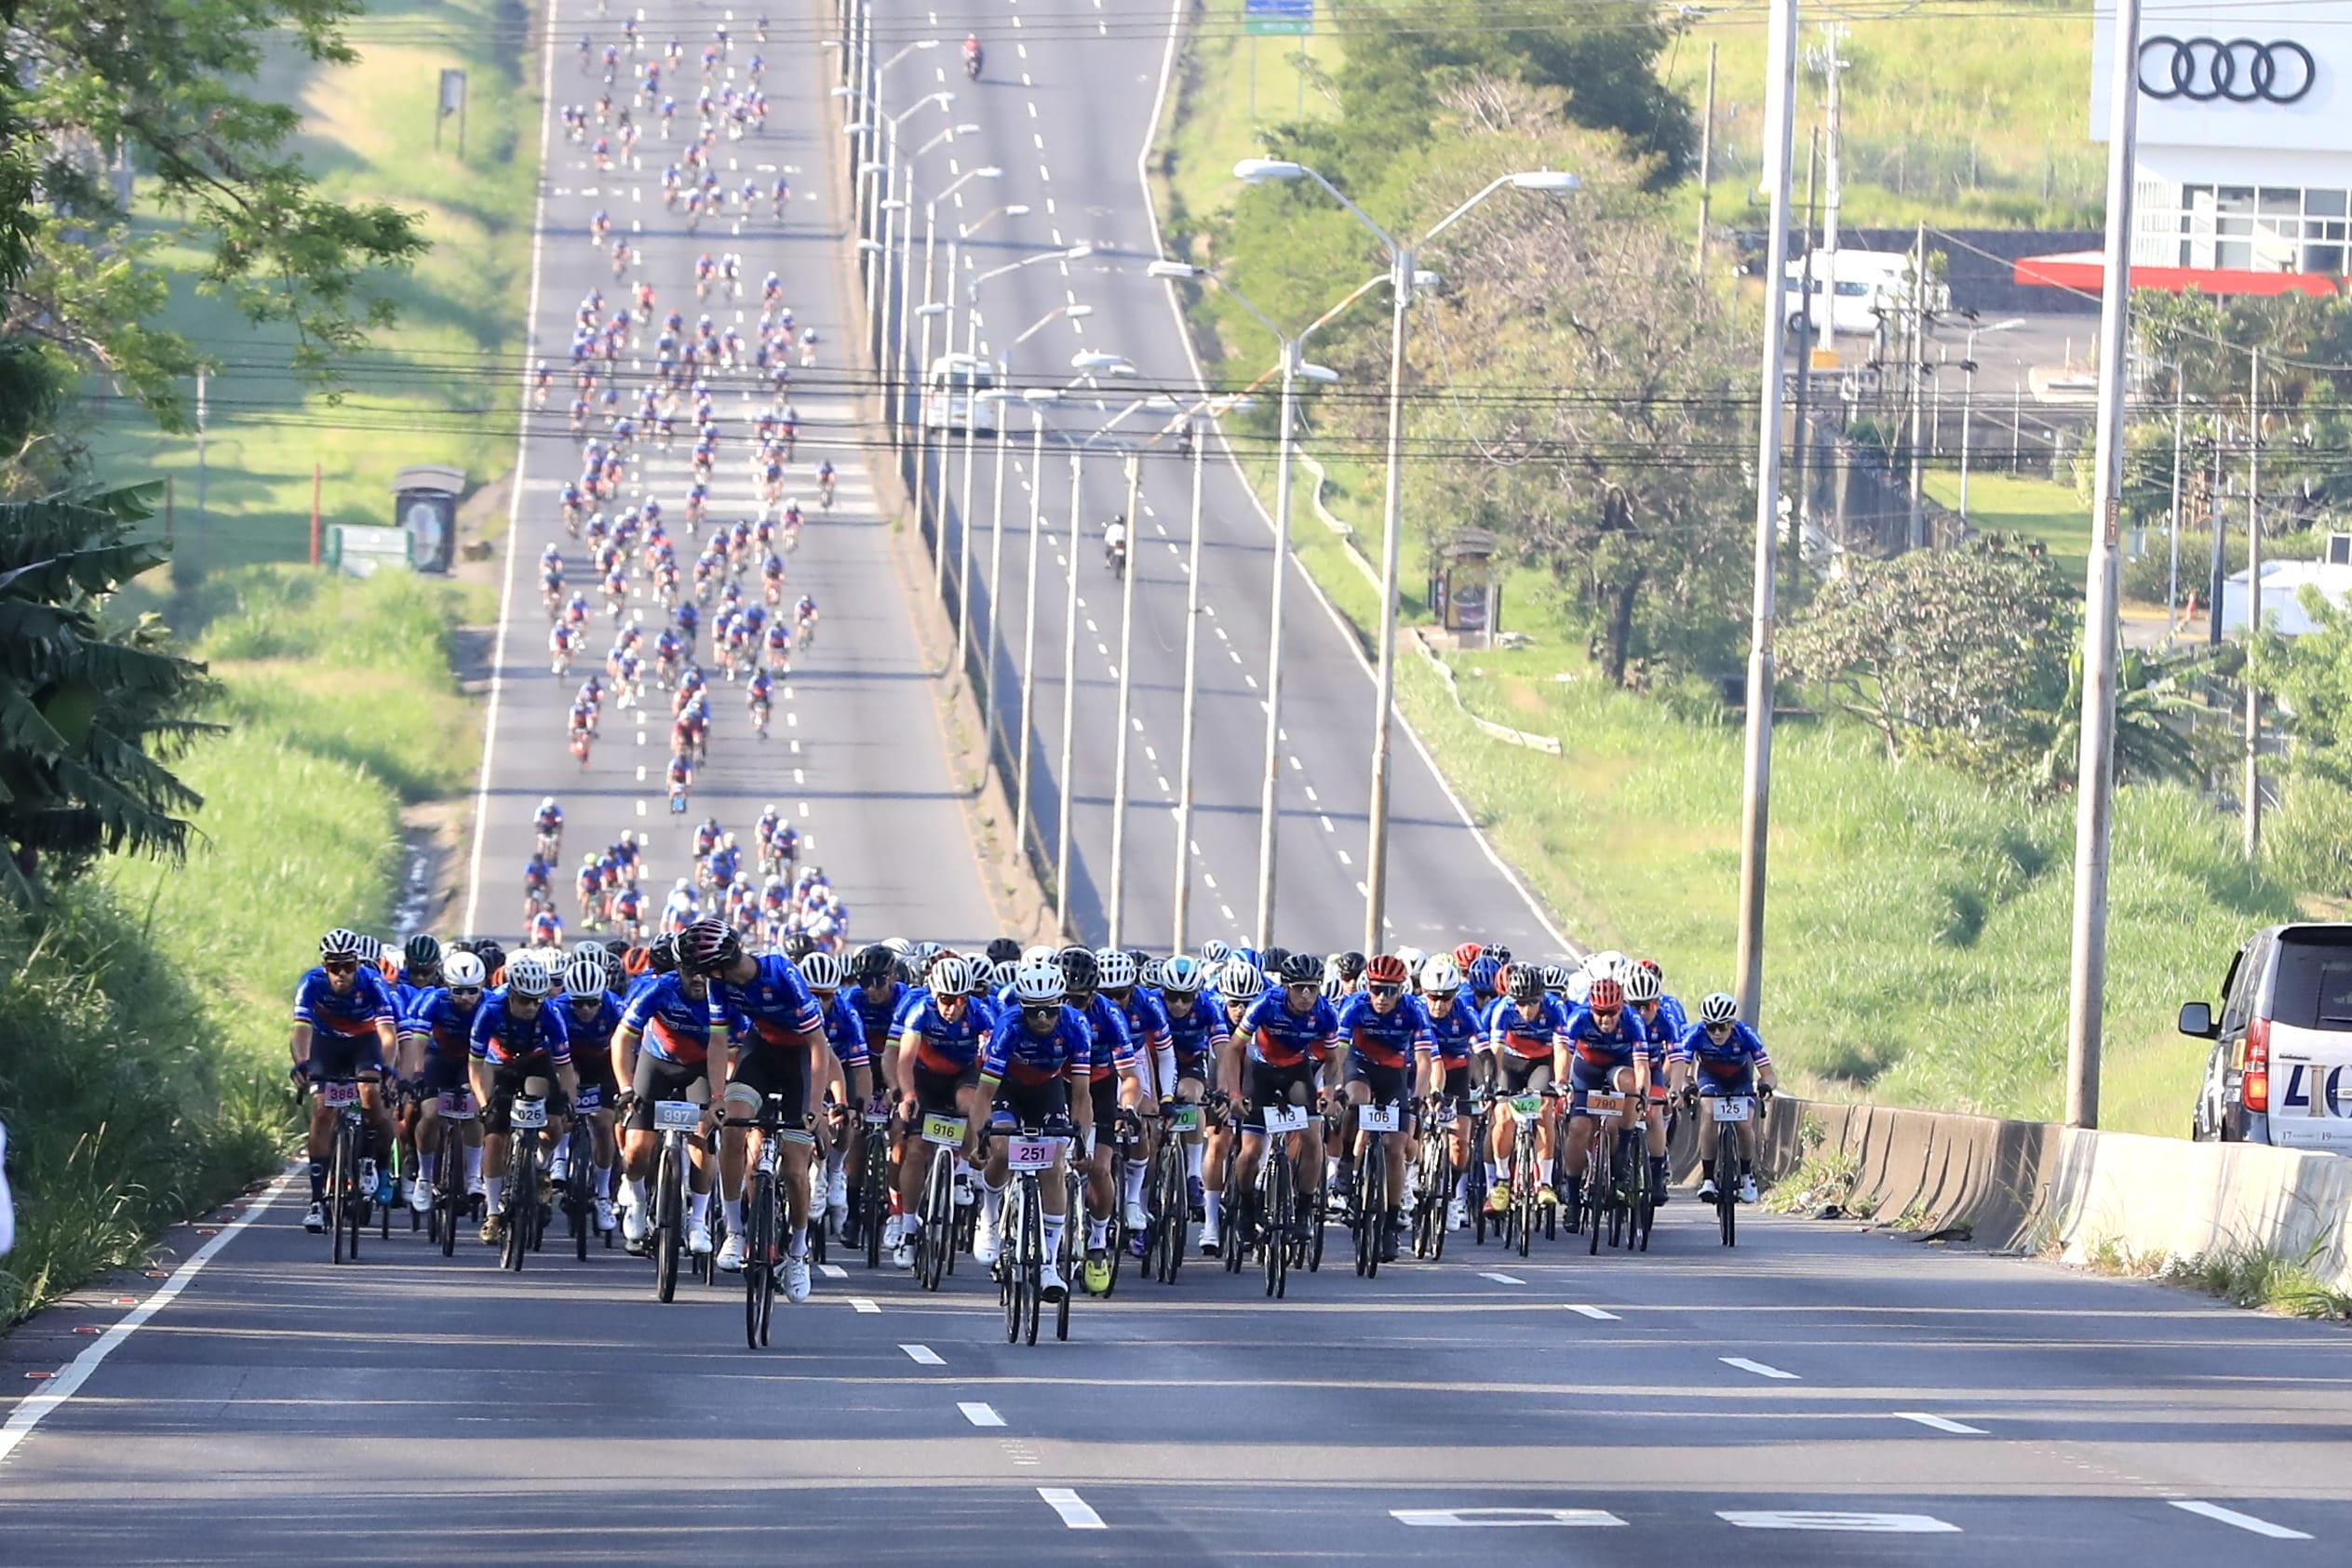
[1922,471,2090,586]
[1,569,477,1325]
[1665,1,2101,232]
[83,0,540,583]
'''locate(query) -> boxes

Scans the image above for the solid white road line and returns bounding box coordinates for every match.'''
[1564,1304,1620,1320]
[1893,1412,1986,1435]
[1720,1511,1957,1534]
[1477,1271,1525,1285]
[0,1177,287,1465]
[2169,1501,2313,1539]
[959,1401,1006,1427]
[1393,1508,1624,1528]
[900,1344,945,1365]
[1038,1487,1106,1529]
[1721,1357,1799,1380]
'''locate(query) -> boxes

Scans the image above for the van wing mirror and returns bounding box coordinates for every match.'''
[2178,1000,2216,1039]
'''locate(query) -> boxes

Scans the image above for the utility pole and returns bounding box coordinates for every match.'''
[1694,42,1717,276]
[1818,22,1846,358]
[2166,369,2185,641]
[1254,345,1303,948]
[1013,408,1049,855]
[1054,448,1083,929]
[1106,453,1143,945]
[2209,423,2225,647]
[195,366,209,523]
[1732,0,1801,1026]
[1360,248,1415,956]
[2063,0,2145,1132]
[1905,221,1928,550]
[1788,127,1819,594]
[1170,413,1207,951]
[2246,347,2264,863]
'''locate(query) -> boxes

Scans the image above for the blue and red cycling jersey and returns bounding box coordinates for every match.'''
[981,1005,1093,1088]
[1673,1020,1770,1088]
[564,990,623,1070]
[1159,994,1230,1064]
[814,990,870,1069]
[706,954,824,1054]
[401,986,481,1059]
[1418,995,1483,1069]
[1486,993,1572,1062]
[1560,1004,1649,1071]
[1237,992,1339,1068]
[847,978,910,1049]
[292,966,398,1039]
[1109,987,1172,1065]
[1071,992,1133,1079]
[1332,991,1434,1070]
[469,989,573,1066]
[620,972,743,1066]
[898,993,989,1076]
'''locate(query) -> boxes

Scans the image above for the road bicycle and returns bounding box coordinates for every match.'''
[430,1089,476,1259]
[1141,1099,1196,1286]
[559,1108,601,1262]
[1704,1088,1770,1248]
[993,1120,1071,1345]
[854,1095,891,1268]
[1502,1086,1558,1259]
[912,1106,968,1292]
[317,1076,370,1265]
[740,1090,809,1348]
[1351,1099,1404,1279]
[501,1082,552,1272]
[1257,1100,1313,1300]
[1578,1087,1647,1256]
[644,1090,707,1302]
[1409,1097,1455,1263]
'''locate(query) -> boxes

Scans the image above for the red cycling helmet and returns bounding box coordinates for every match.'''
[1364,954,1410,987]
[1451,942,1483,970]
[1587,976,1623,1012]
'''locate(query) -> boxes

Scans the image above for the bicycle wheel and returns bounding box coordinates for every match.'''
[437,1145,462,1258]
[1587,1136,1608,1257]
[921,1147,952,1292]
[504,1132,533,1272]
[1351,1146,1376,1279]
[1307,1170,1327,1274]
[1717,1124,1739,1248]
[1223,1181,1246,1275]
[746,1170,774,1349]
[1263,1153,1290,1300]
[571,1147,593,1264]
[328,1126,351,1264]
[861,1135,887,1271]
[1055,1184,1076,1342]
[654,1148,683,1302]
[1020,1181,1042,1347]
[1516,1159,1535,1261]
[1362,1140,1387,1280]
[1157,1137,1187,1286]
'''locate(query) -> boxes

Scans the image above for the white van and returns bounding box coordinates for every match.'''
[922,354,997,434]
[1781,248,1948,340]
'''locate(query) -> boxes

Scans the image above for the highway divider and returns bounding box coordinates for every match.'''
[1721,1095,2352,1294]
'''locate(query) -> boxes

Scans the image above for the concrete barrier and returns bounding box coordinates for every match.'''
[1748,1094,2352,1293]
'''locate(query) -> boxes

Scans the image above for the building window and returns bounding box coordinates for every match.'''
[2145,182,2352,274]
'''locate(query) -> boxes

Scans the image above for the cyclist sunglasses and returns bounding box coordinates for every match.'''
[323,958,359,975]
[1366,983,1403,999]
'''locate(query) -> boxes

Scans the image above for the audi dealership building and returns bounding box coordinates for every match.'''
[2024,2,2352,296]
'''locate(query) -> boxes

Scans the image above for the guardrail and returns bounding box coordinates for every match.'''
[1740,1094,2352,1295]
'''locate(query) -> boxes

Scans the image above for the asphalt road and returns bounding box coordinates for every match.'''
[870,0,1566,958]
[458,0,997,951]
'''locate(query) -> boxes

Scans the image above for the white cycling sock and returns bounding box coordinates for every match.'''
[723,1198,744,1232]
[1042,1212,1067,1264]
[1456,1173,1471,1202]
[901,1211,922,1236]
[825,1149,845,1177]
[625,1175,649,1212]
[483,1175,504,1213]
[1203,1191,1222,1227]
[596,1162,613,1199]
[464,1146,485,1186]
[688,1189,710,1226]
[982,1184,1004,1225]
[790,1224,808,1255]
[1539,1158,1554,1186]
[1121,1163,1146,1208]
[1087,1217,1109,1251]
[419,1153,438,1184]
[1485,1159,1502,1186]
[1184,1143,1204,1180]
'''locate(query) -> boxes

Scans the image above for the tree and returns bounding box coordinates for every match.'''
[2029,647,2211,795]
[1781,535,2076,775]
[0,484,220,902]
[2248,586,2352,792]
[0,0,426,480]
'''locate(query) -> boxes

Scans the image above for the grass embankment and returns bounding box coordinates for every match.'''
[1156,10,2292,1138]
[0,570,477,1323]
[1664,0,2099,231]
[84,0,539,582]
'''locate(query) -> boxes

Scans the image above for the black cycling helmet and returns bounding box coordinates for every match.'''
[404,933,443,970]
[681,917,742,974]
[785,932,816,959]
[1263,945,1292,977]
[1507,962,1543,1004]
[645,933,679,974]
[851,943,895,985]
[1124,945,1152,972]
[473,938,508,978]
[984,936,1023,965]
[1279,951,1324,987]
[1486,943,1513,969]
[1333,950,1367,983]
[1057,945,1098,993]
[601,937,631,967]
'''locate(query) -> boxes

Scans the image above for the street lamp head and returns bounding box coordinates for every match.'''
[1148,260,1202,280]
[1005,203,1032,216]
[917,302,949,317]
[858,160,887,175]
[1216,395,1257,415]
[1022,388,1063,405]
[975,167,1003,179]
[880,198,908,212]
[915,38,940,48]
[1072,352,1135,377]
[1298,361,1340,384]
[1063,304,1095,319]
[829,85,854,97]
[1507,169,1581,193]
[1235,158,1305,184]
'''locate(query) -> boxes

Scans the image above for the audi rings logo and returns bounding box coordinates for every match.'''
[2138,36,2318,104]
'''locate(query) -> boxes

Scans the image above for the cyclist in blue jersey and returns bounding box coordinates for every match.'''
[1230,952,1340,1245]
[1335,954,1432,1262]
[1057,947,1136,1293]
[1674,992,1778,1203]
[1622,963,1682,1202]
[561,948,625,1232]
[291,928,403,1231]
[399,948,489,1213]
[467,954,581,1248]
[1413,956,1481,1230]
[1149,955,1225,1249]
[796,950,868,1230]
[1484,962,1572,1216]
[971,961,1094,1301]
[1096,947,1173,1252]
[889,954,990,1267]
[612,943,740,1253]
[1556,973,1650,1219]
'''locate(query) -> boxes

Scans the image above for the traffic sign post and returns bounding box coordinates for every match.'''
[1243,0,1312,35]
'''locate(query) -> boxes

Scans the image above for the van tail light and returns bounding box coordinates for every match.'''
[2243,1015,2271,1115]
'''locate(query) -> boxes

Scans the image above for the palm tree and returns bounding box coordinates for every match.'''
[0,484,220,903]
[2036,646,2208,797]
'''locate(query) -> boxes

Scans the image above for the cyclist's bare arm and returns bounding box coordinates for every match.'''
[289,1021,314,1071]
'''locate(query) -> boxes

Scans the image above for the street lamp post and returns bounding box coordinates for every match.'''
[1234,159,1579,952]
[1957,315,2023,524]
[1170,406,1208,952]
[1013,390,1058,856]
[1050,352,1137,931]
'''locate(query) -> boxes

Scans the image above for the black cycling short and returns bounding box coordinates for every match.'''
[1172,1052,1208,1086]
[627,1052,709,1132]
[1439,1064,1472,1111]
[989,1075,1068,1131]
[725,1044,809,1127]
[482,1052,570,1134]
[1344,1057,1409,1107]
[1498,1054,1554,1096]
[419,1050,468,1096]
[1244,1058,1320,1133]
[1089,1067,1118,1133]
[307,1034,386,1080]
[573,1050,619,1111]
[912,1061,978,1117]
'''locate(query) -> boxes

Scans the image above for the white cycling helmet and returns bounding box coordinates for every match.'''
[1565,970,1593,1006]
[1622,966,1661,1004]
[799,950,844,990]
[930,955,977,997]
[1013,961,1066,1006]
[1095,948,1138,991]
[1700,991,1739,1025]
[443,951,487,989]
[1392,945,1428,975]
[1586,949,1627,981]
[1418,956,1459,996]
[565,949,611,997]
[1021,943,1057,965]
[507,952,555,998]
[1218,959,1264,1003]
